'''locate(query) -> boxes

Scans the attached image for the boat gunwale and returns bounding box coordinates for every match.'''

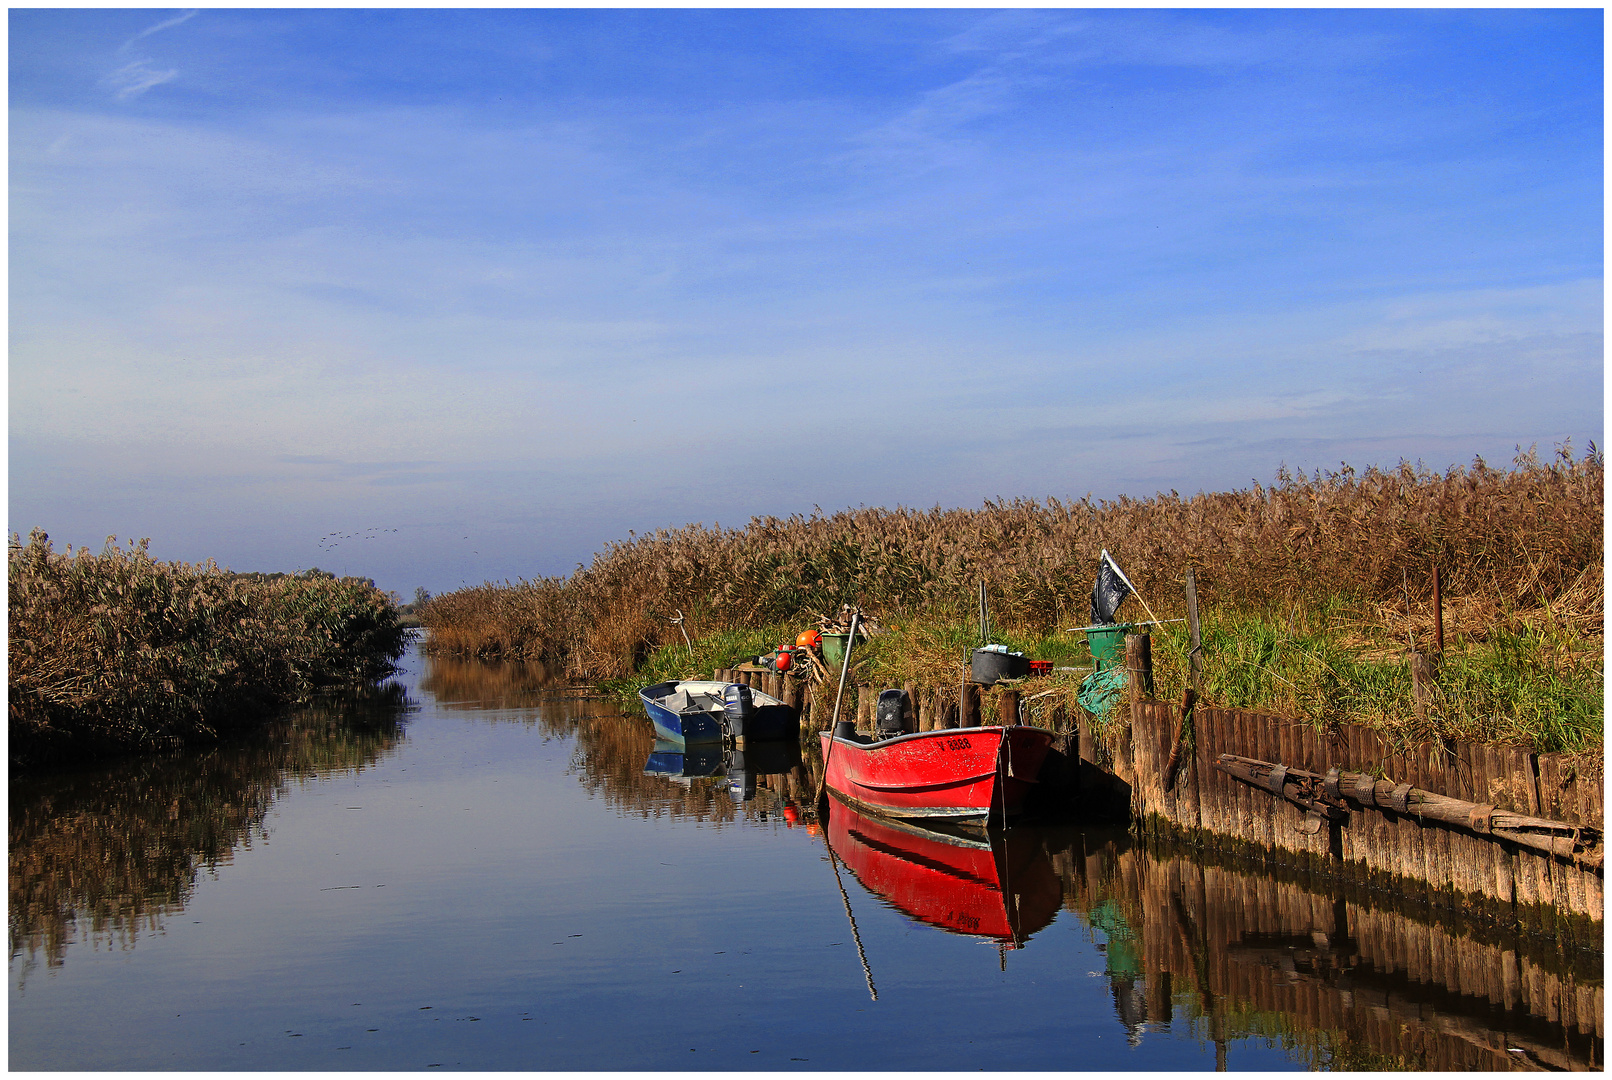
[820,724,1054,752]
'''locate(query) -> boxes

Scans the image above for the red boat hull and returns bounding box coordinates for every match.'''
[817,725,1054,823]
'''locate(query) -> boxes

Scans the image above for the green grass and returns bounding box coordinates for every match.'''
[1144,601,1602,754]
[598,600,1601,755]
[600,623,798,713]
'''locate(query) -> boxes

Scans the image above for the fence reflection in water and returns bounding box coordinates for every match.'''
[1046,829,1602,1071]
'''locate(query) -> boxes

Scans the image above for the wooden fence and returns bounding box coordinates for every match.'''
[1105,690,1603,939]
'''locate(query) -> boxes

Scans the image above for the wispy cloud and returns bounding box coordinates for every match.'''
[119,10,198,53]
[102,59,180,101]
[104,9,197,99]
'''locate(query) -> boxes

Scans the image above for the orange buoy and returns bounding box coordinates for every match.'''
[796,629,822,650]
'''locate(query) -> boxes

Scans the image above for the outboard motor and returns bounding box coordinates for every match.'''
[722,683,754,738]
[876,688,910,738]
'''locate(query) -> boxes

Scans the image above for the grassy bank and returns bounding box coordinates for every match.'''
[424,448,1603,752]
[8,530,409,770]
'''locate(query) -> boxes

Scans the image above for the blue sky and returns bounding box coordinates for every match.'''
[10,9,1603,597]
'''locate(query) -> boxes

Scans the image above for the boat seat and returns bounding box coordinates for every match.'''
[662,689,693,713]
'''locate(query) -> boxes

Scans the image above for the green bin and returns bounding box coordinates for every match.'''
[821,632,854,669]
[1084,623,1138,672]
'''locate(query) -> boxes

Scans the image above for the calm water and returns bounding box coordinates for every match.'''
[10,639,1602,1071]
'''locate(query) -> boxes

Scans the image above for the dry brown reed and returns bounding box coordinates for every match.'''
[9,529,409,768]
[426,449,1603,686]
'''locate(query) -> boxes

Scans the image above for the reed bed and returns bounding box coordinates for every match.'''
[8,530,409,769]
[424,447,1602,751]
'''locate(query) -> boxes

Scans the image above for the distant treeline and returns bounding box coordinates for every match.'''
[422,446,1604,683]
[8,530,409,770]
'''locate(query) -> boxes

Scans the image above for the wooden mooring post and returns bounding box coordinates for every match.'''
[960,680,981,728]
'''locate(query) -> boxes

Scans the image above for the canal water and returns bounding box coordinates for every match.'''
[10,639,1602,1071]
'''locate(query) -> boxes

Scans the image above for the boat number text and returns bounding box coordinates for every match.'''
[942,736,972,751]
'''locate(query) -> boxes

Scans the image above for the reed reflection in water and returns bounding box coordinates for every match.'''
[9,681,409,981]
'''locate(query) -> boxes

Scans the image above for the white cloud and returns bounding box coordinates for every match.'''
[102,59,180,101]
[119,10,199,52]
[101,10,198,99]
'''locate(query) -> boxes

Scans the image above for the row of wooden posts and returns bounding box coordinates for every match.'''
[711,665,1046,735]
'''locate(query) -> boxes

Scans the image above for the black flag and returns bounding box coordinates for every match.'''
[1089,550,1132,625]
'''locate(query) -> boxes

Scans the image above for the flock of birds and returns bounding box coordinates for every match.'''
[316,527,480,585]
[317,527,399,551]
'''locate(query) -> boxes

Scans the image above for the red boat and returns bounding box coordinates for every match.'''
[826,794,1061,944]
[817,724,1055,824]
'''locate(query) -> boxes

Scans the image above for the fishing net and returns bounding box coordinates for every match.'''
[1077,668,1128,720]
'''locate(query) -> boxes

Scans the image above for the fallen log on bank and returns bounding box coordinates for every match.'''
[1215,753,1603,869]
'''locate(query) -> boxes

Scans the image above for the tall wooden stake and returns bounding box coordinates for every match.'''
[1432,564,1443,654]
[1165,568,1202,793]
[1185,568,1202,694]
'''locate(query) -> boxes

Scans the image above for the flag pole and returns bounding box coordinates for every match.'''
[1101,549,1164,630]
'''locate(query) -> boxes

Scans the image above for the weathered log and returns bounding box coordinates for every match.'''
[997,687,1020,727]
[1215,752,1346,825]
[1215,753,1603,867]
[1163,686,1196,793]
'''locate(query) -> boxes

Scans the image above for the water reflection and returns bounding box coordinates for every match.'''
[8,682,409,980]
[420,651,600,732]
[1049,832,1603,1070]
[10,645,1601,1072]
[815,797,1601,1067]
[826,795,1061,946]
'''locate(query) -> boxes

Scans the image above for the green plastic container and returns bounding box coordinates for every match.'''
[821,632,854,669]
[1084,623,1139,672]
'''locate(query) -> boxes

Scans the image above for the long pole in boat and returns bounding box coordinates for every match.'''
[813,608,861,809]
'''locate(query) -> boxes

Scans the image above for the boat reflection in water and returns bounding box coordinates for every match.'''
[643,739,804,807]
[825,793,1062,948]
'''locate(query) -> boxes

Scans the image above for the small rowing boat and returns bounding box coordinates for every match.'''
[817,722,1054,825]
[638,680,796,746]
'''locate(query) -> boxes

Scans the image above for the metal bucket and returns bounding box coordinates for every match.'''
[969,648,1029,686]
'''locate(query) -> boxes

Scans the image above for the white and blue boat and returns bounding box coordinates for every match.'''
[638,680,797,746]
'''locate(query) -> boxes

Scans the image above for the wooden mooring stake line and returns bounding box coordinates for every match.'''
[1214,753,1604,868]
